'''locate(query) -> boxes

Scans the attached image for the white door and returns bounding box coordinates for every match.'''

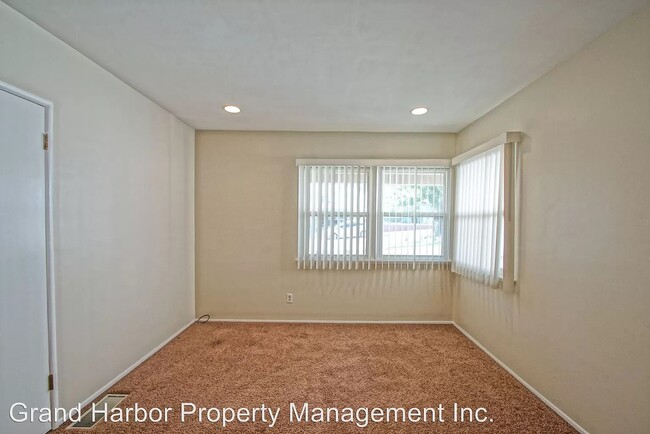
[0,88,51,434]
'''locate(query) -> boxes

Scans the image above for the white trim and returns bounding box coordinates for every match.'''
[501,141,516,292]
[294,258,451,264]
[54,319,195,427]
[296,158,451,167]
[0,80,58,430]
[207,318,453,324]
[0,80,53,107]
[451,131,521,166]
[452,323,589,434]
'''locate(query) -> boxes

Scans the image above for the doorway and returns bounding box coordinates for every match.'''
[0,81,56,433]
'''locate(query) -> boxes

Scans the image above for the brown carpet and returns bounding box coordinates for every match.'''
[58,323,577,433]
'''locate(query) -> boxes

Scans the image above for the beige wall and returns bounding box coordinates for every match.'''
[0,3,195,410]
[196,131,455,321]
[454,7,650,434]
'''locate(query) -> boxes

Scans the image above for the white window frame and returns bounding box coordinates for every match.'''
[297,159,451,268]
[375,166,451,263]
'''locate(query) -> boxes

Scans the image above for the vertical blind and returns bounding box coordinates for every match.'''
[297,165,371,270]
[452,146,504,287]
[297,164,450,270]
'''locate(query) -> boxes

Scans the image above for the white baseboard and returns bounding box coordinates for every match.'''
[207,318,453,324]
[54,318,195,427]
[452,323,589,434]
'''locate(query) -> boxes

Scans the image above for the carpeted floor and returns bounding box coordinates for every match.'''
[58,323,577,433]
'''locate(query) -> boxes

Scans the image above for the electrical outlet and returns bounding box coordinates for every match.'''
[286,293,294,304]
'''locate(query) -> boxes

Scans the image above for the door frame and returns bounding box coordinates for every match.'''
[0,80,58,430]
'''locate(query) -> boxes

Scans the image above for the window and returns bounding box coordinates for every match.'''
[452,146,504,287]
[378,166,449,261]
[301,165,371,265]
[451,132,519,292]
[297,161,450,270]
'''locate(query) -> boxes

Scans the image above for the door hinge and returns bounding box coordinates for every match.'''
[48,374,54,391]
[43,133,49,151]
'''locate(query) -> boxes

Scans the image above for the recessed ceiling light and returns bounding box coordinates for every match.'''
[410,107,428,115]
[224,105,241,114]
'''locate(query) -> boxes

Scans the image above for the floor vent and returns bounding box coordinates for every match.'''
[68,394,128,429]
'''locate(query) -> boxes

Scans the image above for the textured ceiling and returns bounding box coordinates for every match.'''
[4,0,647,131]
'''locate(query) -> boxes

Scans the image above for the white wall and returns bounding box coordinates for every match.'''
[454,7,650,433]
[0,3,195,410]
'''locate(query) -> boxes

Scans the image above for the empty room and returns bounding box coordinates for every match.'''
[1,1,648,433]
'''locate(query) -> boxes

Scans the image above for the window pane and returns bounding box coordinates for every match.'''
[414,217,438,257]
[382,168,414,214]
[452,146,504,284]
[307,216,368,256]
[308,166,369,214]
[331,216,367,256]
[419,170,447,213]
[380,167,447,259]
[382,215,413,257]
[306,166,369,258]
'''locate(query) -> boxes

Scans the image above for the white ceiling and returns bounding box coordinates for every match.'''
[4,0,647,132]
